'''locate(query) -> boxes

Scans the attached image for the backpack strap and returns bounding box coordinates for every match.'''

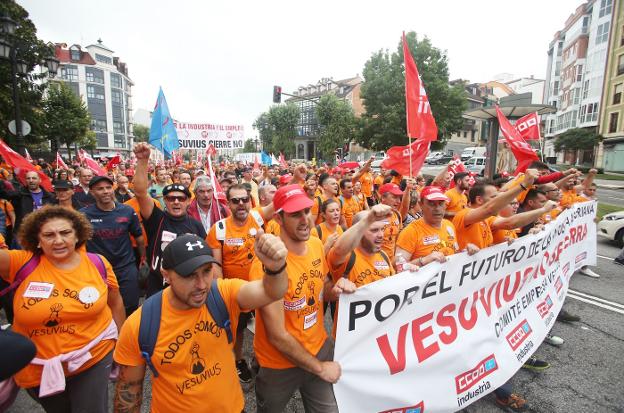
[250,209,264,228]
[215,218,227,245]
[86,253,107,283]
[379,250,392,268]
[0,254,41,297]
[206,280,232,343]
[138,291,163,378]
[315,224,323,240]
[339,195,345,209]
[342,251,357,279]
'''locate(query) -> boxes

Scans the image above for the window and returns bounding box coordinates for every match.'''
[87,85,104,100]
[618,55,624,76]
[110,73,122,89]
[113,120,124,134]
[553,81,560,95]
[599,0,612,17]
[114,135,126,148]
[69,46,81,61]
[85,68,104,84]
[60,65,78,81]
[621,26,624,46]
[596,22,609,44]
[90,119,107,132]
[111,90,123,105]
[609,112,619,132]
[576,65,583,82]
[582,79,590,99]
[95,53,112,64]
[614,84,623,104]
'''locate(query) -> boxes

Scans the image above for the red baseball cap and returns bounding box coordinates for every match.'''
[279,174,292,185]
[379,183,403,196]
[420,186,449,202]
[274,184,313,213]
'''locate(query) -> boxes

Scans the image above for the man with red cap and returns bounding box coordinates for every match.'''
[249,184,355,413]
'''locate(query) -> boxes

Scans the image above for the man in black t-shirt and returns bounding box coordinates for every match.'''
[82,175,145,315]
[132,143,207,297]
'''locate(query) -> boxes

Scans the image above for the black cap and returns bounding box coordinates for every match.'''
[161,234,217,277]
[88,175,114,188]
[162,183,191,198]
[53,180,74,190]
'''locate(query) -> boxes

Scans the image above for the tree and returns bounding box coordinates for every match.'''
[315,94,357,159]
[42,83,90,160]
[0,1,56,147]
[243,139,257,152]
[358,32,467,150]
[554,128,600,152]
[253,112,273,154]
[268,104,299,158]
[133,124,149,143]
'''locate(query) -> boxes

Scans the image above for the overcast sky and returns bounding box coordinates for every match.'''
[21,0,581,139]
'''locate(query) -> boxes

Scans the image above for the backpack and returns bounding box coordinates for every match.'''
[0,252,107,297]
[138,280,232,378]
[215,210,264,244]
[314,224,323,240]
[342,250,391,279]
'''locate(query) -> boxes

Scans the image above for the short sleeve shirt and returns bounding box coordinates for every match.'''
[452,208,493,250]
[311,222,344,245]
[445,188,467,214]
[381,210,402,261]
[341,196,361,228]
[114,280,245,413]
[396,218,459,259]
[358,173,374,198]
[329,247,395,287]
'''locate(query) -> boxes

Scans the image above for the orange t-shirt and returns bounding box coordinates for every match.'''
[358,172,374,198]
[265,219,281,236]
[444,188,467,214]
[124,197,161,247]
[5,250,118,388]
[206,214,264,281]
[311,222,343,245]
[396,218,459,259]
[560,190,585,208]
[492,225,518,245]
[1,199,14,227]
[114,280,245,413]
[381,210,402,262]
[311,194,339,225]
[355,193,367,210]
[373,175,384,188]
[251,237,328,369]
[540,207,562,224]
[329,247,395,287]
[341,195,361,228]
[452,208,493,250]
[0,233,7,249]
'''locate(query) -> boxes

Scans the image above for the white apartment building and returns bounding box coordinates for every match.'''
[543,0,613,163]
[54,40,134,155]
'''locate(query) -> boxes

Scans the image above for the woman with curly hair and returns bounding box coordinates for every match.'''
[0,205,125,413]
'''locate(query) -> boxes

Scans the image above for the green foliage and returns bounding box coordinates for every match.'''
[0,1,55,147]
[42,82,90,159]
[358,32,466,150]
[554,128,601,152]
[315,94,357,159]
[133,124,149,143]
[242,139,257,152]
[254,104,299,157]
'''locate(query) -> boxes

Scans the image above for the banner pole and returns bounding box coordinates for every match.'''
[409,136,413,178]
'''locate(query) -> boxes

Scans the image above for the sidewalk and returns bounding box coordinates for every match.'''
[594,179,624,190]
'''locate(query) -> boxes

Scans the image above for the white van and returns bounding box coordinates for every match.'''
[461,147,486,161]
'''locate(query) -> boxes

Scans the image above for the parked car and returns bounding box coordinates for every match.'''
[425,152,445,164]
[371,158,385,172]
[465,156,486,176]
[461,146,487,162]
[598,210,624,247]
[429,154,453,165]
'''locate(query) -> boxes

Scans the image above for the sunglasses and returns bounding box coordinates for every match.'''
[229,196,250,204]
[165,195,188,203]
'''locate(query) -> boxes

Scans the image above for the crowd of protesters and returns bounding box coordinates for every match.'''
[0,146,606,412]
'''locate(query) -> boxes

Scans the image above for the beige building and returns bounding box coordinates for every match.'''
[597,0,624,171]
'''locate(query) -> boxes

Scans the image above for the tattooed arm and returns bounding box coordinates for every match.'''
[114,364,145,413]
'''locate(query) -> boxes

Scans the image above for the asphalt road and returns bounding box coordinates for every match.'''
[7,239,624,413]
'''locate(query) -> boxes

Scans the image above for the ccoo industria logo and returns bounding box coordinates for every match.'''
[506,319,533,351]
[379,401,424,413]
[455,355,498,394]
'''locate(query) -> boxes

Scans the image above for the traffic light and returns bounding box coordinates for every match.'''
[273,85,282,103]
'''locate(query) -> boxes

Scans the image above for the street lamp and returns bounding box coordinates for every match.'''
[0,14,59,156]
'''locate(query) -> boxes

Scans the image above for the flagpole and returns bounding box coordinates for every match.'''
[536,111,545,162]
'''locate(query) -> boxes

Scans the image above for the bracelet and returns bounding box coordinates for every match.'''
[519,183,527,191]
[418,257,424,267]
[263,262,287,276]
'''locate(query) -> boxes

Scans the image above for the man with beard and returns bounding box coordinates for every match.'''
[72,167,95,208]
[114,175,134,204]
[149,167,169,208]
[82,175,146,315]
[444,172,470,218]
[179,171,192,188]
[311,174,346,227]
[187,176,229,234]
[250,184,355,412]
[206,183,274,383]
[339,179,360,228]
[378,182,411,264]
[5,171,55,237]
[133,143,206,297]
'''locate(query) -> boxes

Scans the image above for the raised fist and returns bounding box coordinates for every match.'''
[367,204,393,223]
[543,200,558,212]
[133,142,151,160]
[254,229,288,273]
[523,169,539,186]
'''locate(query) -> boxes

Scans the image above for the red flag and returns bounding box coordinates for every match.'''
[495,106,539,174]
[381,139,429,177]
[253,155,260,172]
[207,144,216,157]
[447,156,468,189]
[24,148,33,163]
[79,149,107,176]
[514,112,540,141]
[403,32,438,141]
[279,152,287,169]
[0,139,52,192]
[105,155,121,170]
[56,152,68,169]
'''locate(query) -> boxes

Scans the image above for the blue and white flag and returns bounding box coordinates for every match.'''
[261,151,272,165]
[149,87,179,159]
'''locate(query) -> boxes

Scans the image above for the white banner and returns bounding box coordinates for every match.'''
[173,121,244,151]
[335,201,597,413]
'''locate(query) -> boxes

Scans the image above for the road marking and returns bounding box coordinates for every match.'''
[567,290,624,315]
[568,289,624,309]
[598,255,614,261]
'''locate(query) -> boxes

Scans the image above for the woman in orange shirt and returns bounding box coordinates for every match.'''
[0,206,125,413]
[353,181,369,211]
[311,198,344,256]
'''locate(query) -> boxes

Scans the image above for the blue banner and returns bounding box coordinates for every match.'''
[149,87,179,159]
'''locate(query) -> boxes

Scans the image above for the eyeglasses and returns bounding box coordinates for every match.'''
[165,195,188,203]
[229,196,250,204]
[545,189,559,193]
